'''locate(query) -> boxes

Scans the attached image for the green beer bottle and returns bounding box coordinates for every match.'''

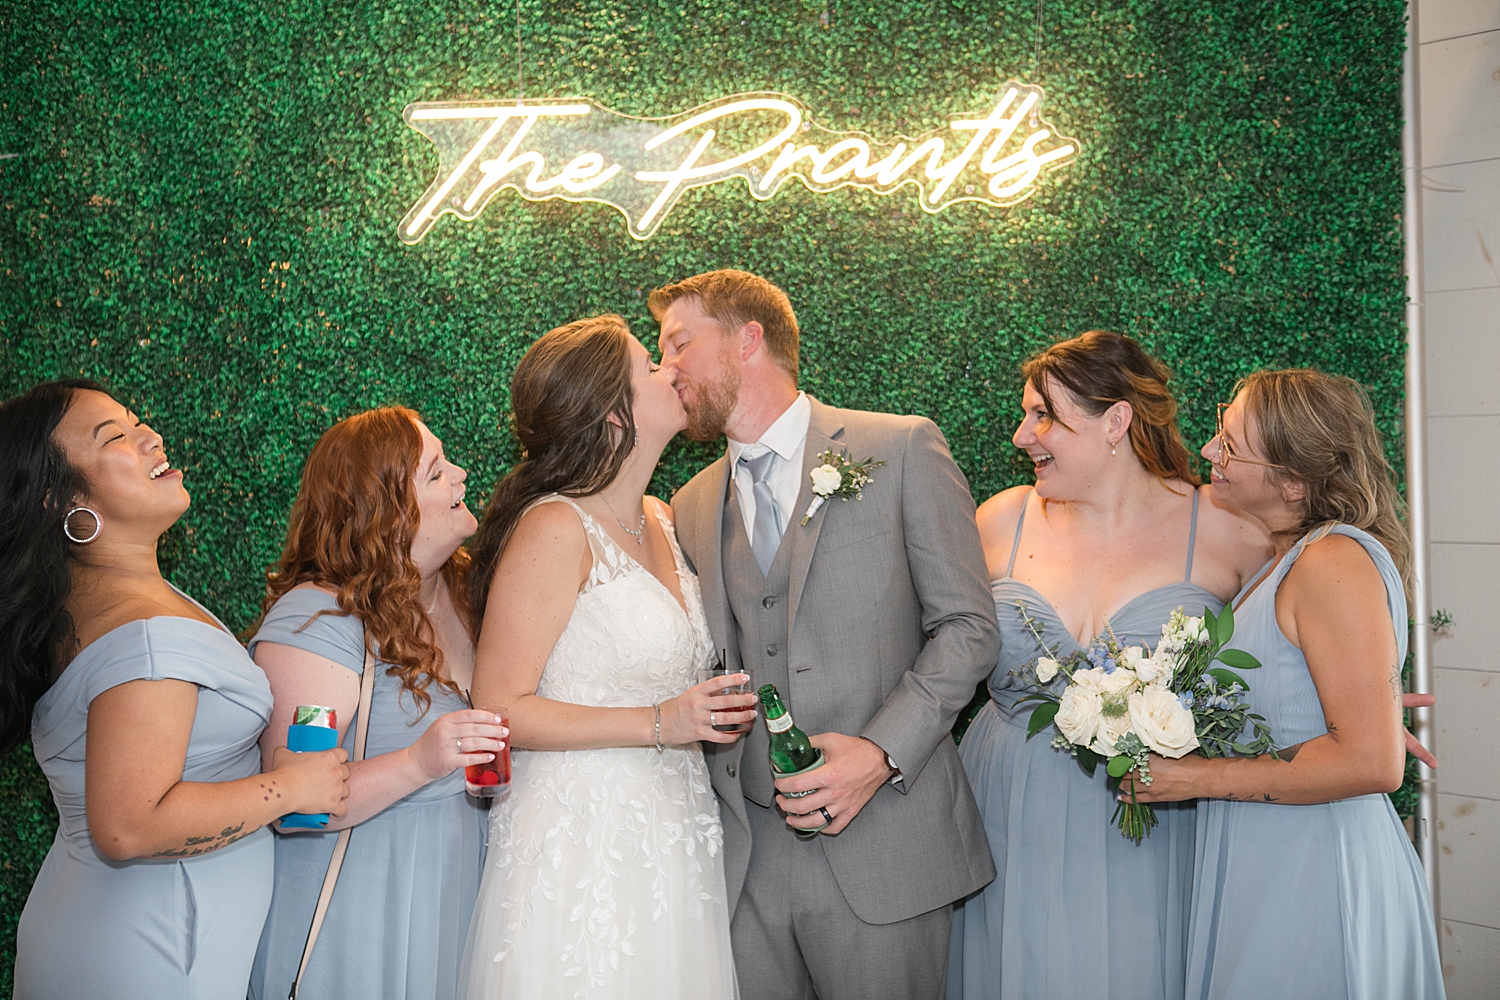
[758,683,827,838]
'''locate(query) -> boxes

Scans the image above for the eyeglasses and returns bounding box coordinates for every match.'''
[1212,402,1286,470]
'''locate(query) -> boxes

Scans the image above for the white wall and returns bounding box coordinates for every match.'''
[1418,1,1500,996]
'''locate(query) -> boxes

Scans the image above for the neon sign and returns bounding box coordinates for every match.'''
[399,83,1079,242]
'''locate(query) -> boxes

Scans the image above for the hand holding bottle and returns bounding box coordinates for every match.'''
[773,732,894,837]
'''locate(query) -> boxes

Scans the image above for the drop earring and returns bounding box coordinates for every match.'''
[1111,443,1117,456]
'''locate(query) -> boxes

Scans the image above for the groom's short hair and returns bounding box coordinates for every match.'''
[648,269,799,380]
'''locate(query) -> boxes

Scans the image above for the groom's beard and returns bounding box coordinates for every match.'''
[682,365,742,441]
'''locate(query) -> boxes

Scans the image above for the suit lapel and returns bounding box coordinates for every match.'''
[787,398,845,633]
[694,453,734,655]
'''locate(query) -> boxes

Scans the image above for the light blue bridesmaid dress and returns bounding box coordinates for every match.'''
[950,488,1212,1000]
[247,587,488,1000]
[1184,525,1444,1000]
[14,592,276,1000]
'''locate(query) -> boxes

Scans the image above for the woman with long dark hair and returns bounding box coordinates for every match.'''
[1123,370,1444,999]
[460,315,753,999]
[247,407,507,1000]
[5,380,349,1000]
[948,332,1274,1000]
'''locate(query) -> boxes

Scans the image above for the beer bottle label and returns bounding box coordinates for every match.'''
[766,712,793,734]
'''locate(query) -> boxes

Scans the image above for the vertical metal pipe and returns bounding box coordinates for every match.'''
[1401,0,1441,922]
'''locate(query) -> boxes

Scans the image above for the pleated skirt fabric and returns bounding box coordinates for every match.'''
[1185,793,1444,1000]
[949,699,1195,1000]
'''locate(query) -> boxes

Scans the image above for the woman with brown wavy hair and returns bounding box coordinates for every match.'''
[949,331,1274,1000]
[246,407,507,1000]
[1124,370,1443,999]
[461,315,751,999]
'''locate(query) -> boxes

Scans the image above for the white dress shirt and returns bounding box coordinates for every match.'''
[725,392,810,552]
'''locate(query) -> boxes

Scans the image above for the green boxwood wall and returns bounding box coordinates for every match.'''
[0,0,1409,988]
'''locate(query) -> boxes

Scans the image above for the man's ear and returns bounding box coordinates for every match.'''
[738,320,765,362]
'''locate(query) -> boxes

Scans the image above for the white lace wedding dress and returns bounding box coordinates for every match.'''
[462,496,739,1000]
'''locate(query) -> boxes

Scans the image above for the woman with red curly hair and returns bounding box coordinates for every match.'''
[246,407,507,1000]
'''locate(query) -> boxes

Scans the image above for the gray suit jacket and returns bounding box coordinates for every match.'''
[671,397,999,925]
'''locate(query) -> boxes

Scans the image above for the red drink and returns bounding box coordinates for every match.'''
[465,712,511,797]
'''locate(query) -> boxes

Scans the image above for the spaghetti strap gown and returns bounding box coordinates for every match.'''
[247,587,489,1000]
[1184,525,1444,1000]
[461,496,738,1000]
[14,589,275,1000]
[949,489,1214,1000]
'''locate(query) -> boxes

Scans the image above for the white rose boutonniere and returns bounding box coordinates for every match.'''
[800,449,887,525]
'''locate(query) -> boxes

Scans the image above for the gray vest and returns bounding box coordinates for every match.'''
[722,484,795,807]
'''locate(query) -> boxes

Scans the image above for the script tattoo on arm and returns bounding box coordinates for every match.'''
[151,822,250,859]
[1389,659,1404,702]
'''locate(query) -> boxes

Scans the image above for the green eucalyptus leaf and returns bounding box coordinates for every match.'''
[1215,648,1262,670]
[1207,667,1250,689]
[1027,700,1060,739]
[1077,747,1099,777]
[1215,602,1235,645]
[1106,754,1134,778]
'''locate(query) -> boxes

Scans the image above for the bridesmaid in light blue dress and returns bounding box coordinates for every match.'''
[1127,371,1444,1000]
[3,381,349,1000]
[247,407,506,1000]
[950,332,1272,1000]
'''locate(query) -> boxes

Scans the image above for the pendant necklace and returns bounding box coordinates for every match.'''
[602,495,647,545]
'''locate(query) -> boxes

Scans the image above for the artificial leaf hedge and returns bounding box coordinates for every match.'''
[0,1,1410,987]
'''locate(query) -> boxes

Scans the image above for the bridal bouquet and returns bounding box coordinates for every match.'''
[1013,602,1275,843]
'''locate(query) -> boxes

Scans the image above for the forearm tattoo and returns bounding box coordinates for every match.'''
[147,776,289,858]
[151,822,250,858]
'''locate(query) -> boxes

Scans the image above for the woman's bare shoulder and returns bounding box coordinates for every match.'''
[1193,484,1275,576]
[976,484,1033,542]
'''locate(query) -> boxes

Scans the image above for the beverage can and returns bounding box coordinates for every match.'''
[293,704,337,729]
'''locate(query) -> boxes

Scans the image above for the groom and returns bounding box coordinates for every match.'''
[656,269,999,1000]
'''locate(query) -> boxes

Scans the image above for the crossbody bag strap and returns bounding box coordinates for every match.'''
[288,646,378,1000]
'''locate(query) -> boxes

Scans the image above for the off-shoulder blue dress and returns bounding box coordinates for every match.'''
[14,594,275,1000]
[247,587,488,1000]
[950,489,1213,1000]
[1184,525,1444,999]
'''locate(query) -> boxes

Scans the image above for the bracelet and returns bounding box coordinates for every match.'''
[653,704,664,752]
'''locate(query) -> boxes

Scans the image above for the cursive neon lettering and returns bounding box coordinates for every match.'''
[400,83,1079,242]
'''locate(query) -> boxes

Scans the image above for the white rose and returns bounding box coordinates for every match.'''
[1119,646,1146,670]
[1096,667,1138,696]
[1185,616,1208,643]
[1054,684,1103,748]
[810,464,842,495]
[1035,656,1060,683]
[1132,653,1170,686]
[1127,687,1201,758]
[1069,667,1106,692]
[1092,703,1135,756]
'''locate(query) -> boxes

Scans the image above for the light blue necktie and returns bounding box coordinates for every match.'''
[739,449,783,575]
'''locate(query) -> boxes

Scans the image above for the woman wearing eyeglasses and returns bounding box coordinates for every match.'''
[948,332,1274,1000]
[1120,370,1444,1000]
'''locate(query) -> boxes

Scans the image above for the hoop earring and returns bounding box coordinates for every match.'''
[63,506,102,544]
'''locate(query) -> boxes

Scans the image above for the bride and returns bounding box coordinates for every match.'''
[461,314,754,1000]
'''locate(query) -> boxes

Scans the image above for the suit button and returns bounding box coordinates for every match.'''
[766,643,779,656]
[761,595,776,609]
[727,765,737,778]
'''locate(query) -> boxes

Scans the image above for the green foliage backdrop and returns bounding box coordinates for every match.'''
[0,0,1408,986]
